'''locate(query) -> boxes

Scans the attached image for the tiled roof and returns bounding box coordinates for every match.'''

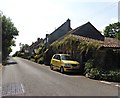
[103,37,120,48]
[69,34,103,44]
[64,34,120,48]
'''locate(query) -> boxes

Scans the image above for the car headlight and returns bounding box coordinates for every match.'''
[65,64,71,67]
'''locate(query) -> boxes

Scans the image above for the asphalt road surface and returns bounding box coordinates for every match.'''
[2,57,119,96]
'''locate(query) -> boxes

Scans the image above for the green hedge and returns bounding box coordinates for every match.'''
[100,70,120,82]
[84,59,120,82]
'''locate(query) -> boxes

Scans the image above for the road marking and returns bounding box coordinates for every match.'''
[2,83,25,96]
[115,85,120,87]
[0,86,2,96]
[100,81,111,85]
[21,84,25,93]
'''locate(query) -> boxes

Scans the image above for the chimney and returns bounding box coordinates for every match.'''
[46,34,49,38]
[37,38,40,42]
[66,18,71,30]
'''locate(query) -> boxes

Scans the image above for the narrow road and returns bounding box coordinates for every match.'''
[2,57,119,96]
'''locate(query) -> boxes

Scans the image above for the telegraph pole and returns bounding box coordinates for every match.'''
[0,10,3,64]
[118,1,120,22]
[0,10,2,98]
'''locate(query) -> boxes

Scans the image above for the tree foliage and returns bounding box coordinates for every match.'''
[2,15,19,61]
[20,44,29,52]
[104,22,120,40]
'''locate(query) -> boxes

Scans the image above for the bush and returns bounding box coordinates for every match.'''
[89,68,101,79]
[85,59,120,82]
[84,59,94,74]
[30,58,35,62]
[34,54,40,62]
[43,48,55,65]
[37,57,44,64]
[101,70,120,82]
[85,60,101,79]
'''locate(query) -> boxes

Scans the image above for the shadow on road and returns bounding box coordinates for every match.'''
[3,57,18,66]
[6,61,17,65]
[64,72,84,76]
[3,61,17,66]
[53,69,83,76]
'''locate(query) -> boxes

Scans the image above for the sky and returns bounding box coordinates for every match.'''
[0,0,119,55]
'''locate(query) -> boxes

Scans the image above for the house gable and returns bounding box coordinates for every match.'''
[47,19,72,45]
[70,22,104,41]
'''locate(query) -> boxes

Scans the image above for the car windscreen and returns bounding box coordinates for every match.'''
[61,55,73,60]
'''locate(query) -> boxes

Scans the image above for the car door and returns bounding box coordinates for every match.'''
[52,55,58,68]
[56,55,62,69]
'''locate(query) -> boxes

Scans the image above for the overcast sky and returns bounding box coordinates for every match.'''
[0,0,119,55]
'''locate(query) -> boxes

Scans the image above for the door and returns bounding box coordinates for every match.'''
[56,55,62,69]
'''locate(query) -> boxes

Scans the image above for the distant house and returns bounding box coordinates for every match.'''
[29,38,44,55]
[44,19,72,47]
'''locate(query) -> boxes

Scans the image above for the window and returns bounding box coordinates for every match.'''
[57,55,61,60]
[53,55,57,59]
[53,55,61,60]
[61,55,73,60]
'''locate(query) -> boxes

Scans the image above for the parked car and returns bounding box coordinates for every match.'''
[50,54,80,73]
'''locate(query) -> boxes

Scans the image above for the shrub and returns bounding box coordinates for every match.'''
[84,59,94,74]
[101,70,120,82]
[89,68,101,79]
[34,54,40,62]
[43,48,55,65]
[37,57,44,64]
[85,59,120,82]
[85,59,102,80]
[30,58,35,62]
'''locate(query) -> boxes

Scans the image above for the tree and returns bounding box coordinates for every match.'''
[20,44,29,52]
[104,22,120,40]
[2,15,19,62]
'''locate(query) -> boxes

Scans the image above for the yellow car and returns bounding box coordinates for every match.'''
[50,54,80,73]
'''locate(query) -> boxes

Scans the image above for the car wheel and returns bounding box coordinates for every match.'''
[50,64,53,70]
[60,67,64,73]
